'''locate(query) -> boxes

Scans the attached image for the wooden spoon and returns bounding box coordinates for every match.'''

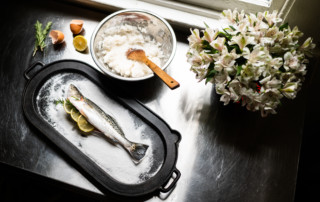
[126,49,180,89]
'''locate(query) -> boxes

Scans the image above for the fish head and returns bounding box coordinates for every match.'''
[67,84,82,100]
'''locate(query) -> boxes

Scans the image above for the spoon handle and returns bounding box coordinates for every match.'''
[146,59,180,89]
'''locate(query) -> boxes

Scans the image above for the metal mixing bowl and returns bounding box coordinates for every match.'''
[90,9,177,81]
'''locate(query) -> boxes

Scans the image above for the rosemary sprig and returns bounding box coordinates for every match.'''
[54,98,77,111]
[33,20,52,56]
[54,98,65,105]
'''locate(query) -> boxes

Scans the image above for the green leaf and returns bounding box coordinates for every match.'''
[218,31,232,41]
[235,13,239,23]
[236,65,243,76]
[279,22,289,31]
[202,40,219,54]
[227,44,242,54]
[229,25,236,31]
[203,22,210,28]
[247,44,254,52]
[205,63,217,84]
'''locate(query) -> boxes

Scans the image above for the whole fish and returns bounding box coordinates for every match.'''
[67,84,149,163]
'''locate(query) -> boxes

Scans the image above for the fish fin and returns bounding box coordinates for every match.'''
[129,142,149,164]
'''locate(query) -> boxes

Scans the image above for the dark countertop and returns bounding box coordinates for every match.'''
[0,1,318,201]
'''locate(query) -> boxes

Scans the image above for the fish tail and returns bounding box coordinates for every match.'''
[128,142,149,164]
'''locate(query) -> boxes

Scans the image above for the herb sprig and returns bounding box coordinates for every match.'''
[33,20,52,56]
[54,98,65,105]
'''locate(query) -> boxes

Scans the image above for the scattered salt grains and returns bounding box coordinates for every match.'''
[97,24,164,78]
[35,73,163,184]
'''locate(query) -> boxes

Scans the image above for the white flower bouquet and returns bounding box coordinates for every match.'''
[186,9,316,117]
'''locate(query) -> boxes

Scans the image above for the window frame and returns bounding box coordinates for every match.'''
[70,0,296,29]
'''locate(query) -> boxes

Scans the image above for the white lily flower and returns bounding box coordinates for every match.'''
[261,107,277,117]
[200,50,213,63]
[260,37,274,46]
[297,64,307,75]
[186,49,202,65]
[229,34,256,51]
[210,37,226,52]
[215,71,231,85]
[299,37,316,57]
[300,37,316,50]
[265,78,282,89]
[203,28,219,43]
[242,47,251,59]
[220,92,231,105]
[284,52,300,70]
[264,10,282,26]
[221,9,235,24]
[280,82,299,99]
[259,75,271,84]
[291,26,304,41]
[270,57,283,70]
[215,83,228,94]
[214,47,238,71]
[248,45,271,65]
[188,29,201,47]
[266,27,279,38]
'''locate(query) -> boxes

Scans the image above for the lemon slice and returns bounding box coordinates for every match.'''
[73,35,87,52]
[71,108,81,122]
[77,115,94,132]
[63,100,73,114]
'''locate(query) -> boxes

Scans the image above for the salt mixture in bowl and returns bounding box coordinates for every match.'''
[99,24,163,78]
[90,9,176,81]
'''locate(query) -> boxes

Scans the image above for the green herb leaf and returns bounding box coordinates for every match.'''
[54,98,65,105]
[33,21,52,56]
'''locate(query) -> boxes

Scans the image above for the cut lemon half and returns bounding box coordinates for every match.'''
[77,115,94,132]
[71,108,81,122]
[73,35,87,52]
[63,100,73,114]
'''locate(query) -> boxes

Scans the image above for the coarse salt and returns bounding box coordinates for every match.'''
[97,24,164,78]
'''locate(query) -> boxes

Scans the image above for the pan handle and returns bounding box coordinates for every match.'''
[159,168,181,193]
[24,61,45,80]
